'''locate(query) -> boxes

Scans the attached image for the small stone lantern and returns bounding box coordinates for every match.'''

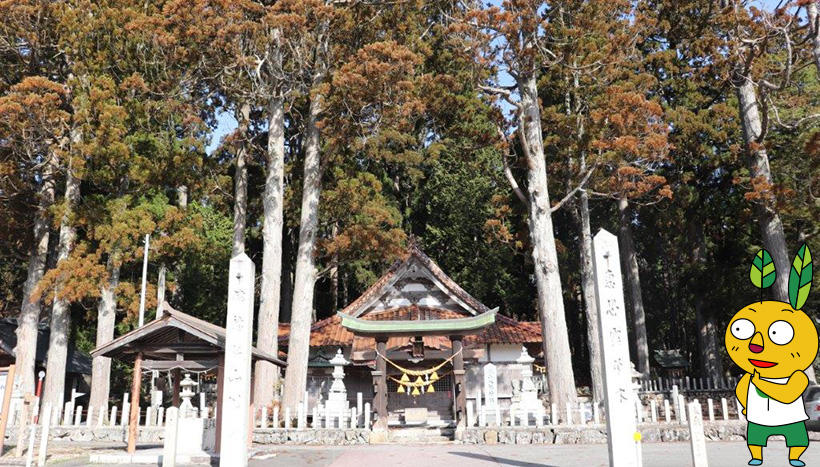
[325,348,350,422]
[179,373,199,418]
[513,346,543,420]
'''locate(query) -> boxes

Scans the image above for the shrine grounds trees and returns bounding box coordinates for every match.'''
[0,0,818,410]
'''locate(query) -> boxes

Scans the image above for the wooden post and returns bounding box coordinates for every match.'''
[451,337,466,431]
[172,367,181,407]
[214,355,225,454]
[0,364,16,455]
[127,352,143,454]
[373,337,388,431]
[15,393,34,457]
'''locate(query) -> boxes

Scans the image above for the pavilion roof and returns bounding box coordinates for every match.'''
[91,303,286,368]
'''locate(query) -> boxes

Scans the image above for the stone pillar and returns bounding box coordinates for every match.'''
[372,337,388,433]
[218,253,255,466]
[451,337,466,434]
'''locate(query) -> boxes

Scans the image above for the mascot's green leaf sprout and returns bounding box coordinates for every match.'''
[789,244,813,311]
[750,249,776,298]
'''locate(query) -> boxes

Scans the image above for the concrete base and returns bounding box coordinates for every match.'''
[89,448,214,465]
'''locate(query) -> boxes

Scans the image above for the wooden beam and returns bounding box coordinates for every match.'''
[0,364,16,454]
[128,344,217,354]
[142,360,218,371]
[127,352,143,453]
[451,337,466,430]
[373,338,388,431]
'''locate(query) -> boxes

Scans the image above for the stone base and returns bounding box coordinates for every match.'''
[176,417,216,454]
[89,448,213,465]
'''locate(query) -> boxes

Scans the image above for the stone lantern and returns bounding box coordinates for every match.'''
[325,348,350,421]
[511,346,543,422]
[179,373,198,418]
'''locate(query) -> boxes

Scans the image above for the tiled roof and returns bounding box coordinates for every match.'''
[278,311,542,351]
[339,244,491,316]
[360,306,467,321]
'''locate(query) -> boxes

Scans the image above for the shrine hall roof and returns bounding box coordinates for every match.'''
[339,242,491,317]
[278,307,542,351]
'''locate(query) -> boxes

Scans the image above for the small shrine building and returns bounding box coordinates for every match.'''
[279,244,543,428]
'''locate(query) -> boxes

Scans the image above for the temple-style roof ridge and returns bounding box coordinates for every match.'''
[338,243,491,318]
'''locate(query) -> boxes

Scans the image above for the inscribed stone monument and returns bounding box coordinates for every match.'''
[218,253,255,467]
[592,229,639,467]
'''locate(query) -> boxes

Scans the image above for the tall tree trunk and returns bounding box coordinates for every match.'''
[735,79,791,302]
[176,185,188,210]
[518,73,577,409]
[617,197,650,375]
[576,191,603,405]
[690,223,724,382]
[329,222,339,311]
[89,253,120,412]
[737,80,819,382]
[808,2,820,75]
[42,161,81,411]
[281,231,294,323]
[166,184,189,304]
[14,158,56,396]
[282,91,324,411]
[232,103,251,257]
[254,96,286,407]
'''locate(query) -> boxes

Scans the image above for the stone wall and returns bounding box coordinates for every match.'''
[253,428,370,445]
[460,421,749,445]
[3,426,166,445]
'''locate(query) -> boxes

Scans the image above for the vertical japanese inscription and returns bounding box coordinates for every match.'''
[593,229,638,467]
[219,253,255,467]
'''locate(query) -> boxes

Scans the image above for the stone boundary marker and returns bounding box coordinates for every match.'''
[592,229,639,467]
[219,253,255,467]
[687,400,708,467]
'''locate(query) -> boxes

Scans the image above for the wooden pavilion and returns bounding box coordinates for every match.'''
[91,303,286,453]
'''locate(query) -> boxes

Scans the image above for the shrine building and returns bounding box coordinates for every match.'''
[278,243,543,428]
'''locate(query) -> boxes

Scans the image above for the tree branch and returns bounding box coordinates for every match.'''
[550,165,597,214]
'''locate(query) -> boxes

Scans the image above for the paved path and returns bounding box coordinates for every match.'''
[246,441,820,467]
[6,441,820,466]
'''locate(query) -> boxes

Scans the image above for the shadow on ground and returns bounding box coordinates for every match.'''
[449,451,558,467]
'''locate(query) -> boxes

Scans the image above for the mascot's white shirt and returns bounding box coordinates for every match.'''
[745,376,808,426]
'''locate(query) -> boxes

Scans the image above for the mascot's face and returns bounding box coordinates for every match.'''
[725,300,818,379]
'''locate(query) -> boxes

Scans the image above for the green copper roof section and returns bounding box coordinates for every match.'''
[338,308,497,334]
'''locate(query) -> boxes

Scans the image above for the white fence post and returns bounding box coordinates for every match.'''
[364,403,371,429]
[707,399,714,422]
[36,405,52,467]
[73,405,83,426]
[721,398,729,421]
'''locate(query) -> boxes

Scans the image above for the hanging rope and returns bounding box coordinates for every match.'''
[375,347,463,377]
